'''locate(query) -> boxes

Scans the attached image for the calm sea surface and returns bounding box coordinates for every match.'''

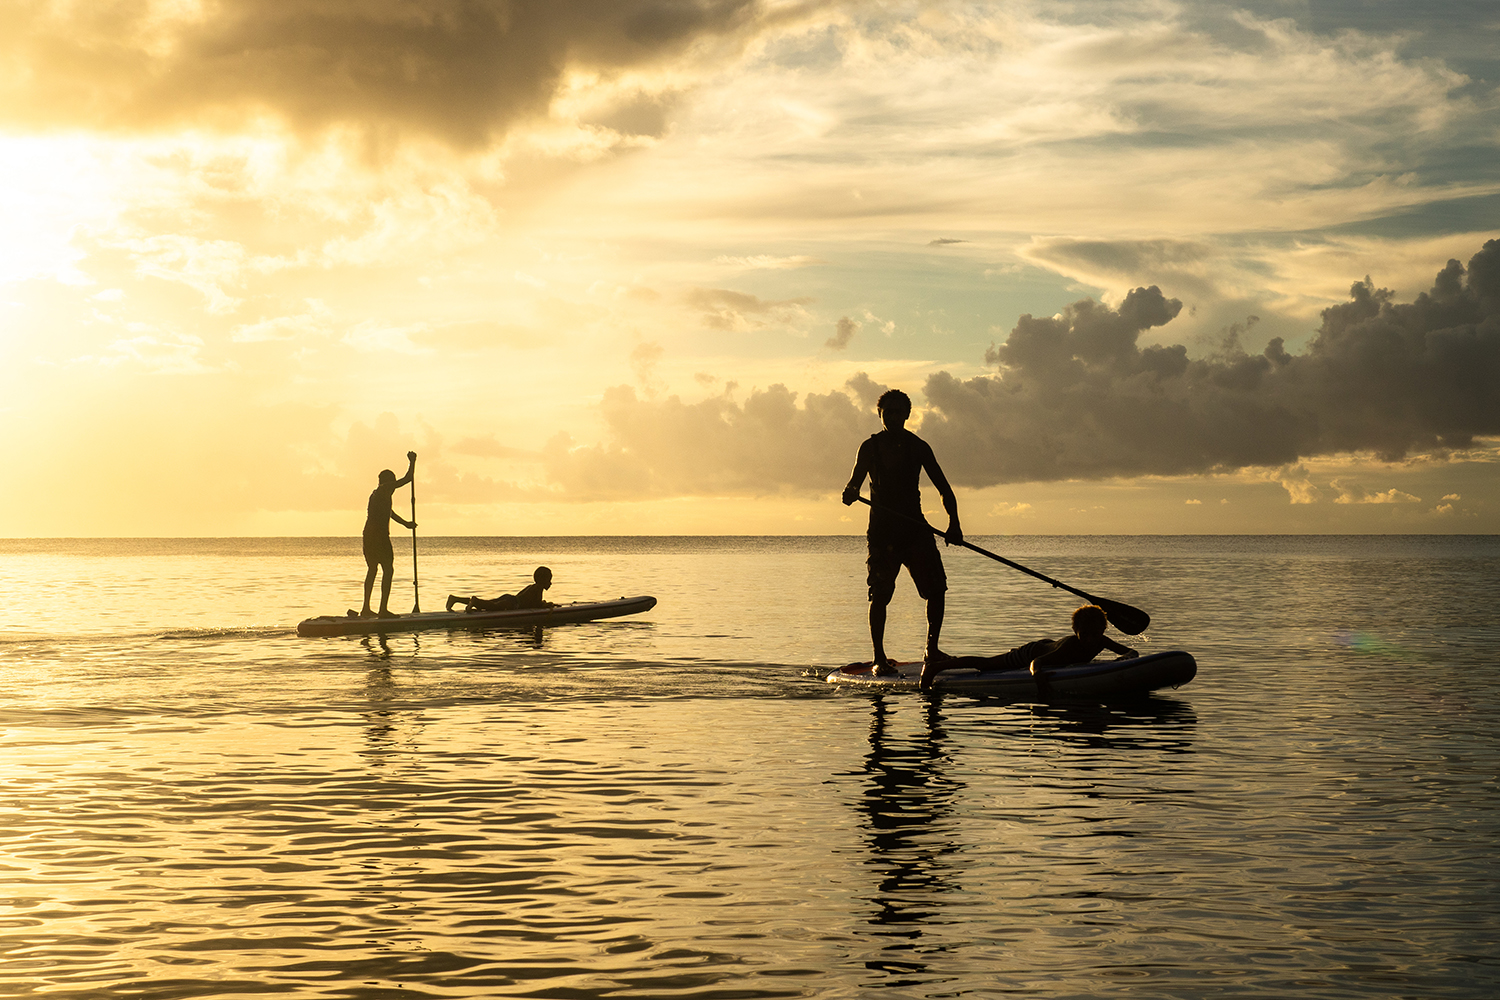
[0,535,1496,999]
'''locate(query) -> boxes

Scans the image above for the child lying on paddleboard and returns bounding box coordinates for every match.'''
[919,604,1138,691]
[445,566,555,614]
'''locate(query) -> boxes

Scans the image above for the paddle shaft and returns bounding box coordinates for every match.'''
[409,466,420,614]
[854,495,1150,634]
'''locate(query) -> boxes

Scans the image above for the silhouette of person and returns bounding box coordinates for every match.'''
[842,389,962,676]
[920,604,1139,691]
[446,566,555,613]
[361,451,416,619]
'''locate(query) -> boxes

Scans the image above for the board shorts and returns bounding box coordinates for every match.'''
[362,530,393,567]
[468,594,519,612]
[867,528,946,602]
[976,639,1057,673]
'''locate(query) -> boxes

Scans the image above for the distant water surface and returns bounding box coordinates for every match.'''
[0,535,1496,998]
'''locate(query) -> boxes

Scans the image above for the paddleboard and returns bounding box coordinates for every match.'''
[296,595,657,638]
[826,650,1196,699]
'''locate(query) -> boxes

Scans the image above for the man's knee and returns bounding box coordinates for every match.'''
[915,581,947,602]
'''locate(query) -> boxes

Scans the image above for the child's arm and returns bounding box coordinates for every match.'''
[1102,637,1139,659]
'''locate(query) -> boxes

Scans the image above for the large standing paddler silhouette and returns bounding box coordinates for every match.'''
[842,389,962,676]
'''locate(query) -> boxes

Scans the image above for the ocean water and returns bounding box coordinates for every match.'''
[0,534,1497,999]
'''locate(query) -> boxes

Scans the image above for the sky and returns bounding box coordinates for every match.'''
[1,0,1497,536]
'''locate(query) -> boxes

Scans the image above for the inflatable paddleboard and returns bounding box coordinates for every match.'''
[826,650,1196,699]
[296,595,657,638]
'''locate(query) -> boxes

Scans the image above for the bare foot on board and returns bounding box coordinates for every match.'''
[919,649,953,691]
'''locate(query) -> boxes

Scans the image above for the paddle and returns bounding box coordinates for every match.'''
[408,450,420,614]
[854,495,1150,635]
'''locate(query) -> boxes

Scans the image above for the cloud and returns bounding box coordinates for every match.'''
[1331,481,1422,504]
[928,238,968,246]
[87,332,217,375]
[683,286,814,331]
[489,243,1500,505]
[453,435,535,460]
[341,320,427,354]
[826,315,858,350]
[1022,237,1224,302]
[712,254,826,269]
[232,299,335,343]
[542,381,866,499]
[118,234,253,314]
[1270,464,1325,504]
[920,241,1500,486]
[630,340,666,395]
[0,0,785,147]
[843,371,889,409]
[416,320,548,351]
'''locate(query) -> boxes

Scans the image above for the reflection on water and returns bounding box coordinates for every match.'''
[1018,696,1199,745]
[857,696,966,989]
[0,536,1496,998]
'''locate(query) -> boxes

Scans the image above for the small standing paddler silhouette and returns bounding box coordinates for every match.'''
[360,452,416,618]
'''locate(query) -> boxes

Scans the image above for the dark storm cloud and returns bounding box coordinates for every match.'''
[0,0,798,145]
[922,240,1500,486]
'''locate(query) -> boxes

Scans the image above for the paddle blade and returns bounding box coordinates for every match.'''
[1098,599,1150,635]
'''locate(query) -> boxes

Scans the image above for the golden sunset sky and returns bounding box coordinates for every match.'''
[2,0,1497,536]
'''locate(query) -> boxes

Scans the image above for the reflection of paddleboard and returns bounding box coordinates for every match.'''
[826,650,1197,699]
[296,596,657,638]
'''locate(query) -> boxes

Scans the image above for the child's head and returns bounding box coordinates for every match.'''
[1071,604,1107,638]
[534,566,553,588]
[378,469,396,487]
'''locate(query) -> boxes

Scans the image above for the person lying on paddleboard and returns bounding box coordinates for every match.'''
[446,566,555,614]
[920,604,1138,691]
[842,388,962,678]
[361,451,417,619]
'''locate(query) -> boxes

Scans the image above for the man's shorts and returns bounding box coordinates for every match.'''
[867,529,946,602]
[362,531,394,567]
